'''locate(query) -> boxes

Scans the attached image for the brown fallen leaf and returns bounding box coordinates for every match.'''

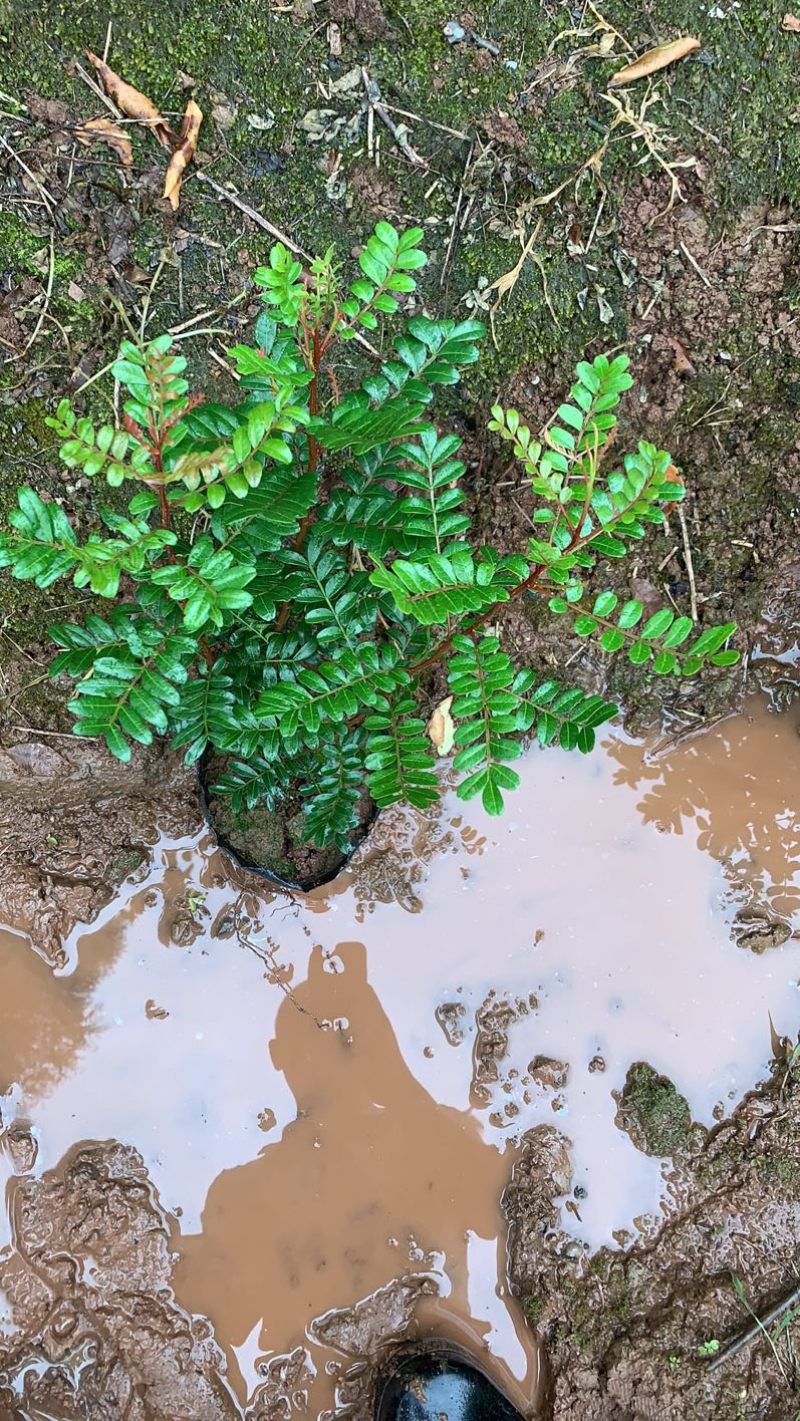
[85,49,174,147]
[782,13,800,29]
[666,335,696,377]
[74,116,133,167]
[163,99,203,211]
[427,695,455,756]
[608,35,701,86]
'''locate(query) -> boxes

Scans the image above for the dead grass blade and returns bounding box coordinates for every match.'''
[602,88,695,213]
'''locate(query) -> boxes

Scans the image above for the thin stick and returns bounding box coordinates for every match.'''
[383,103,469,141]
[167,307,216,333]
[18,231,55,358]
[680,239,713,288]
[73,59,124,121]
[11,725,98,741]
[708,1282,800,1373]
[102,18,113,63]
[194,170,311,257]
[441,141,474,287]
[677,503,698,622]
[361,69,427,168]
[209,347,240,380]
[0,133,56,214]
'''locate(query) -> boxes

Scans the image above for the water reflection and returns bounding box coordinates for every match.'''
[608,707,800,921]
[176,940,537,1407]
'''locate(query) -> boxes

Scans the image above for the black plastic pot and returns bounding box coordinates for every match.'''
[197,751,375,894]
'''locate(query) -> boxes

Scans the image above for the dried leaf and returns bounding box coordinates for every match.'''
[75,116,133,167]
[211,101,236,131]
[246,110,275,131]
[782,12,800,29]
[608,36,701,85]
[666,336,696,377]
[163,100,203,212]
[427,695,455,756]
[67,280,86,302]
[85,49,174,147]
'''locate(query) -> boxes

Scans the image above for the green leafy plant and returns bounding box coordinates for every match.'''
[0,222,739,853]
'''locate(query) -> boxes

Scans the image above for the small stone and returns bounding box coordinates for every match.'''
[4,1126,38,1173]
[444,20,466,42]
[529,1056,569,1091]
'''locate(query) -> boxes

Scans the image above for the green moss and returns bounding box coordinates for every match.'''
[754,1151,800,1195]
[599,0,800,213]
[556,1263,633,1356]
[523,1295,544,1323]
[619,1063,693,1159]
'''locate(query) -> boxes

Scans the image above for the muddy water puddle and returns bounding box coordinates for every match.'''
[1,697,800,1417]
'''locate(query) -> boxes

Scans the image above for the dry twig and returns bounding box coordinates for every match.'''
[361,68,427,168]
[195,170,311,256]
[677,502,698,622]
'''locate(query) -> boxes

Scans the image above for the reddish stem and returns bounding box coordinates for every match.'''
[151,421,215,671]
[157,484,170,530]
[408,564,548,679]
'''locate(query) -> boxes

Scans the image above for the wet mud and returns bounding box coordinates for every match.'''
[0,738,199,969]
[1,698,800,1420]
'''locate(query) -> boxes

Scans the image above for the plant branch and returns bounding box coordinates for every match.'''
[409,561,548,678]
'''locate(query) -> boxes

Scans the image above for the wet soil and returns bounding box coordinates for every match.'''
[0,736,199,969]
[2,699,800,1420]
[4,1,800,1416]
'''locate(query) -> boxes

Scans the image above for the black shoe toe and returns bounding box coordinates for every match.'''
[375,1341,525,1421]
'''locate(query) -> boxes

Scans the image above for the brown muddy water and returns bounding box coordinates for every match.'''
[1,696,800,1417]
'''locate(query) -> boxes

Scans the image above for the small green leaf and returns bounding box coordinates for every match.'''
[618,599,643,629]
[642,609,675,641]
[593,591,618,617]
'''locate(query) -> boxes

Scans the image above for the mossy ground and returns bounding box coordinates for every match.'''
[2,0,799,702]
[616,1061,694,1157]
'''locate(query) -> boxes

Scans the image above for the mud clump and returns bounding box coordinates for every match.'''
[528,1057,569,1093]
[615,1063,694,1159]
[0,1141,237,1420]
[731,907,793,954]
[506,1073,800,1420]
[0,736,200,966]
[311,1276,436,1356]
[328,0,387,42]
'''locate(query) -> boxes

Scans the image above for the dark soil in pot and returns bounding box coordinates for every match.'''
[199,752,376,893]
